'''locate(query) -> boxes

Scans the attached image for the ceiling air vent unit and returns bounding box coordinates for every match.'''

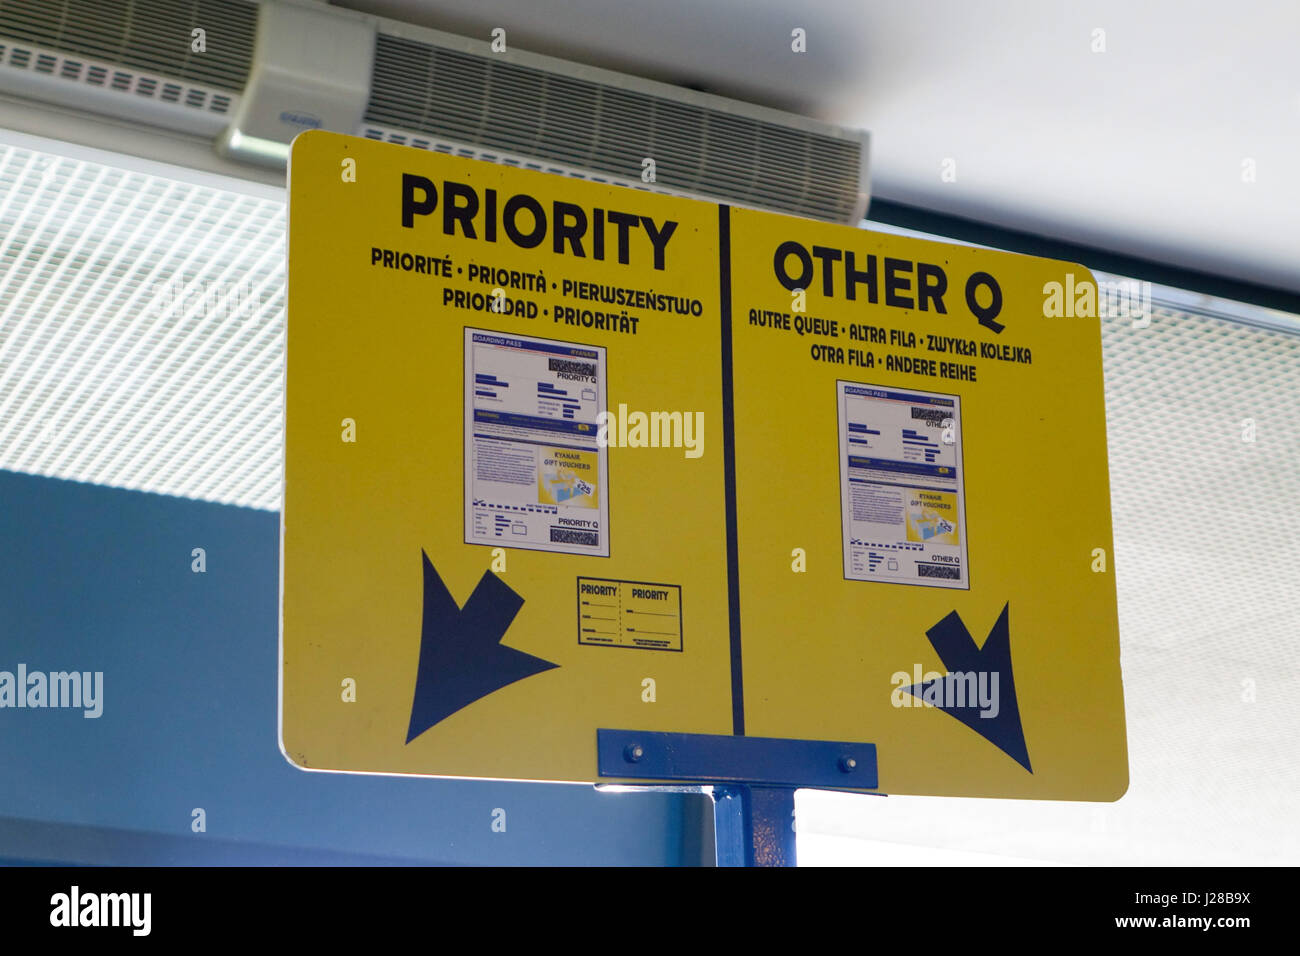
[0,0,255,136]
[359,26,869,224]
[0,0,870,223]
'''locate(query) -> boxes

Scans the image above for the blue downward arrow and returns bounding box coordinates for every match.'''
[904,603,1032,773]
[406,551,558,744]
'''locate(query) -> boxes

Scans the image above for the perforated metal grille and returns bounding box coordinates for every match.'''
[0,139,284,508]
[365,33,865,224]
[0,0,256,92]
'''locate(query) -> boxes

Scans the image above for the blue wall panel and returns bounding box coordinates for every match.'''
[0,470,706,864]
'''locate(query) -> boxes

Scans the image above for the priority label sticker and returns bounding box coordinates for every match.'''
[577,578,684,651]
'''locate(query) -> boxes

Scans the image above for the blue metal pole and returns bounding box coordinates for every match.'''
[711,785,749,867]
[711,785,797,866]
[747,786,797,866]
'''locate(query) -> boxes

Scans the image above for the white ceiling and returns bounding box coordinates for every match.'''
[334,0,1300,295]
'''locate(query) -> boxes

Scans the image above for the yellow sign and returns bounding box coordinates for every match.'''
[282,131,1127,800]
[727,207,1127,799]
[281,131,733,783]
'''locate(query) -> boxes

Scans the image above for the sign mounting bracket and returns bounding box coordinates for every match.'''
[596,728,881,867]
